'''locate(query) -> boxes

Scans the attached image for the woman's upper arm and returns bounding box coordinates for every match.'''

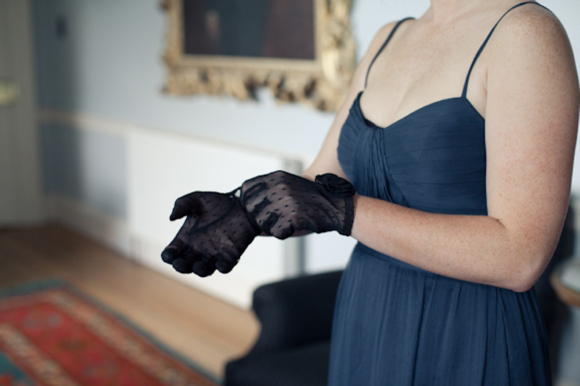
[485,7,579,274]
[302,22,399,180]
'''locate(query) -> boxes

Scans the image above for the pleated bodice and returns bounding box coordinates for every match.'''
[338,92,488,216]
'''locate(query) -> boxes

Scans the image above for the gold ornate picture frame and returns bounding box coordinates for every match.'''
[162,0,356,111]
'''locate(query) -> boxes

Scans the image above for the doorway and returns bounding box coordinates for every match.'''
[0,0,43,226]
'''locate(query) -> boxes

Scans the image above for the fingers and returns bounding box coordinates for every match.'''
[161,235,195,273]
[161,236,187,263]
[273,225,295,240]
[161,246,180,264]
[240,181,269,209]
[170,200,188,221]
[193,258,217,277]
[172,256,194,273]
[170,192,203,221]
[161,242,195,273]
[162,245,220,277]
[215,254,239,274]
[253,210,275,235]
[168,248,213,276]
[164,250,240,276]
[254,211,297,239]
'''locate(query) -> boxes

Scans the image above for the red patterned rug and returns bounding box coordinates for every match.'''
[0,281,218,385]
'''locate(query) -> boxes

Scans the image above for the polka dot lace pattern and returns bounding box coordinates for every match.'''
[240,171,355,239]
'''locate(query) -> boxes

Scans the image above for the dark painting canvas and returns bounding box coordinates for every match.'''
[182,0,315,60]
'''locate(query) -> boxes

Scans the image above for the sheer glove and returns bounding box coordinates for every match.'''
[161,190,259,277]
[240,171,355,240]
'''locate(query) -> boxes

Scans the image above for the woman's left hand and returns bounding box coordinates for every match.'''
[240,171,356,239]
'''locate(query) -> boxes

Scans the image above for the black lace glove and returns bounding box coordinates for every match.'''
[240,171,355,240]
[161,190,259,277]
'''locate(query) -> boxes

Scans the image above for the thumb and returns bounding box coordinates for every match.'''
[169,192,202,221]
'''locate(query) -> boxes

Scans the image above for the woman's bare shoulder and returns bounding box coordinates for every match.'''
[376,20,401,38]
[484,2,578,107]
[490,3,572,58]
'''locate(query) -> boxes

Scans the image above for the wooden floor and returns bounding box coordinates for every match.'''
[0,225,260,381]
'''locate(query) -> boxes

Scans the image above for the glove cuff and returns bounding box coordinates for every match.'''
[314,173,355,236]
[341,195,355,236]
[314,173,356,198]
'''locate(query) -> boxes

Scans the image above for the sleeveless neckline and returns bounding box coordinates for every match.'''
[338,0,547,214]
[359,1,548,132]
[355,92,484,131]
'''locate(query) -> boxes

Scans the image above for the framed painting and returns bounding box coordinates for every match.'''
[162,0,356,111]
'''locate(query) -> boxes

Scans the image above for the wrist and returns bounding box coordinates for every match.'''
[349,194,365,239]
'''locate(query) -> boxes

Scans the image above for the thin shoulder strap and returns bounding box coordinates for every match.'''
[462,1,550,97]
[364,17,415,88]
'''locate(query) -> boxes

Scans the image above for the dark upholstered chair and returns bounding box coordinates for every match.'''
[225,206,575,386]
[225,270,342,386]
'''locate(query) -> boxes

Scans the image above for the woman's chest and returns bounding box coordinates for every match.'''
[337,96,488,214]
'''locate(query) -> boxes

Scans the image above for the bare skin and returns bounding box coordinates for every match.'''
[302,0,579,292]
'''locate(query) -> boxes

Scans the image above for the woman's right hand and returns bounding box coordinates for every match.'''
[161,190,260,277]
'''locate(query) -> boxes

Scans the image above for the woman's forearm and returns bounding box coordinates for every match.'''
[350,195,562,292]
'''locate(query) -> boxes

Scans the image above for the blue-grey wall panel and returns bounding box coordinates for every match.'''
[39,123,127,217]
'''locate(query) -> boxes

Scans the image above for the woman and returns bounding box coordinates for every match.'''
[163,0,579,384]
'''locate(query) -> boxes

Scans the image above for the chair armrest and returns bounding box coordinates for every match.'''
[535,204,574,326]
[247,270,342,356]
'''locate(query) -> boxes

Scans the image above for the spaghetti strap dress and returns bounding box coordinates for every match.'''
[328,2,553,385]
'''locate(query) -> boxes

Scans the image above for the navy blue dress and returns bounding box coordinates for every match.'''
[328,2,552,385]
